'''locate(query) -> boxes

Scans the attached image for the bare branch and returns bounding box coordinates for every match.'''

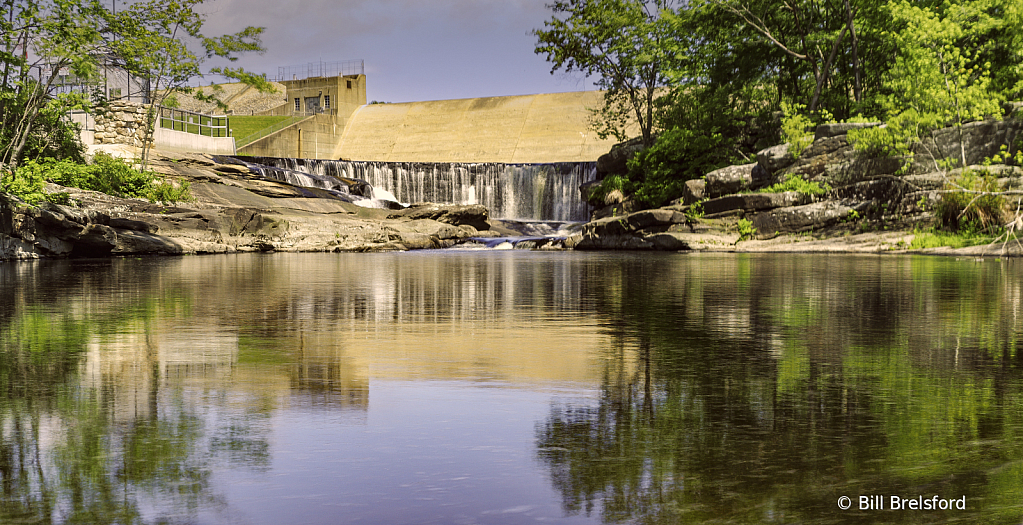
[707,0,808,60]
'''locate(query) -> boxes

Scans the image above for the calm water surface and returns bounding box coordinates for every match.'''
[1,252,1022,524]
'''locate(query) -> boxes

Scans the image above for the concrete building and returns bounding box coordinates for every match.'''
[241,73,367,159]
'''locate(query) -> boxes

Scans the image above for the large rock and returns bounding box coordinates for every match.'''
[596,136,648,176]
[682,179,705,204]
[705,163,756,198]
[702,192,811,216]
[388,203,490,231]
[756,143,794,176]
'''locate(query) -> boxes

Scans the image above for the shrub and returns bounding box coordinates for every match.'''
[736,217,756,242]
[588,174,629,206]
[626,127,733,208]
[757,176,831,196]
[780,102,814,159]
[11,153,192,204]
[0,167,48,205]
[936,170,1006,233]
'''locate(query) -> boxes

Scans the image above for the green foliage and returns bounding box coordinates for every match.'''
[13,153,192,204]
[736,217,756,242]
[587,174,628,206]
[910,229,998,249]
[0,1,101,167]
[847,109,935,158]
[849,0,1008,167]
[757,176,831,196]
[533,0,675,145]
[984,144,1023,166]
[936,170,1006,233]
[684,200,704,221]
[779,102,814,159]
[625,127,733,207]
[106,0,268,166]
[0,167,48,205]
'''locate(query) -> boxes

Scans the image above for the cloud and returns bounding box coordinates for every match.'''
[195,0,587,102]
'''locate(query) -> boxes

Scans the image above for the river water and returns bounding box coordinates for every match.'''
[1,252,1021,524]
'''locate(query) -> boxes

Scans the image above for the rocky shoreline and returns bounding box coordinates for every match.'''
[3,116,1023,261]
[0,150,496,260]
[569,117,1023,257]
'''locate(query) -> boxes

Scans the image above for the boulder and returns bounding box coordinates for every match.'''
[645,232,691,251]
[388,203,490,231]
[625,209,686,230]
[756,143,794,176]
[910,119,1023,174]
[682,179,705,204]
[705,163,756,198]
[596,136,647,176]
[829,178,912,204]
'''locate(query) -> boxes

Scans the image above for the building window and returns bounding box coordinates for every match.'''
[346,80,352,89]
[324,95,330,109]
[294,98,300,111]
[109,87,121,99]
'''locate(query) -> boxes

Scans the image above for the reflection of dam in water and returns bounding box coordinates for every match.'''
[244,156,595,221]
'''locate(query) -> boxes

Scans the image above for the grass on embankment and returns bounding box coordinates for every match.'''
[227,115,294,141]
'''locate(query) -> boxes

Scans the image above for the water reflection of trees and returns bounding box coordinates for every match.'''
[0,260,255,524]
[537,255,1023,524]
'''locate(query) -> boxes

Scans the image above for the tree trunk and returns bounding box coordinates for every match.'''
[844,0,861,103]
[809,24,848,112]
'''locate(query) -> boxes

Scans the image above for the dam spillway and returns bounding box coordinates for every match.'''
[244,156,595,222]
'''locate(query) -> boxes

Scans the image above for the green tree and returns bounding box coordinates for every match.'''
[0,0,105,168]
[105,0,271,167]
[533,0,677,147]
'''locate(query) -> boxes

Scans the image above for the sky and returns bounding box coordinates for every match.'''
[196,0,595,103]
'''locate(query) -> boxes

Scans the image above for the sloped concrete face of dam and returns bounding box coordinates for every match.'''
[333,91,629,164]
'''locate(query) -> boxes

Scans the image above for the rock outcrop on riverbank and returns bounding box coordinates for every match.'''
[0,150,492,260]
[576,115,1023,256]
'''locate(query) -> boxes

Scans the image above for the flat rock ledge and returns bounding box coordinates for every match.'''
[0,152,494,261]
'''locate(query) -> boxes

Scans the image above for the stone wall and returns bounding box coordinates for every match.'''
[93,101,152,148]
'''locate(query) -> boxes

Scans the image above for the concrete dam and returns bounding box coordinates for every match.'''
[240,77,634,220]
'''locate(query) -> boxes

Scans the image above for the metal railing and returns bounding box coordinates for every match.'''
[275,59,364,81]
[158,106,230,137]
[235,113,316,149]
[66,109,95,131]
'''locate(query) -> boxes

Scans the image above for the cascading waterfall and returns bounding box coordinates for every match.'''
[240,156,595,222]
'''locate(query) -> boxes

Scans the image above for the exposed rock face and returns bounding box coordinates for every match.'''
[752,200,864,234]
[0,151,498,260]
[910,119,1023,173]
[576,115,1023,254]
[573,207,741,250]
[702,192,811,216]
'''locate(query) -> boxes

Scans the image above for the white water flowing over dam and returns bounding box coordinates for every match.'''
[242,157,595,222]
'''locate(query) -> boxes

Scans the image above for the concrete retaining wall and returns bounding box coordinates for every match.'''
[153,127,236,155]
